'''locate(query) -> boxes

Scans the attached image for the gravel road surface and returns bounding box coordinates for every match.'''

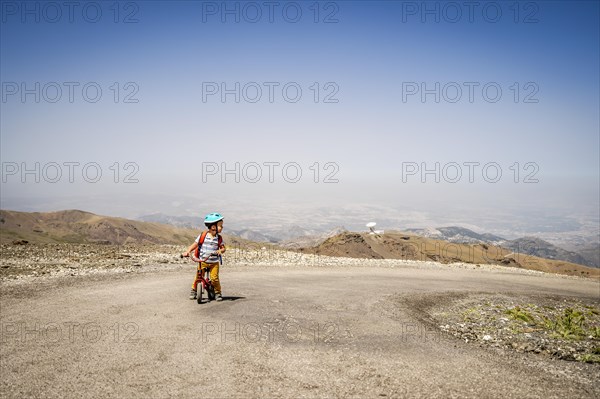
[1,262,599,398]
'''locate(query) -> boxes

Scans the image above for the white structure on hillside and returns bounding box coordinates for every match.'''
[366,222,384,235]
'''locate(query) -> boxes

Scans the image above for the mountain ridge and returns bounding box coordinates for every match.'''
[405,226,598,268]
[138,214,597,268]
[2,210,597,278]
[298,230,599,279]
[0,209,245,246]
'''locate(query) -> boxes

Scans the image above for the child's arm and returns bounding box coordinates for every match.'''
[217,244,226,255]
[182,241,198,257]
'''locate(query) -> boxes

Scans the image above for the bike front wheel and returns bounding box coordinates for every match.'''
[197,282,203,304]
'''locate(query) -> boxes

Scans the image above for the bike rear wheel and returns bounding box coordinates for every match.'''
[207,285,215,301]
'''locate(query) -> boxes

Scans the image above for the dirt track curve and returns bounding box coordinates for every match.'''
[1,263,599,398]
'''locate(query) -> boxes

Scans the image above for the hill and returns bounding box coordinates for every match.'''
[502,236,592,268]
[0,209,246,246]
[405,226,597,268]
[300,231,599,279]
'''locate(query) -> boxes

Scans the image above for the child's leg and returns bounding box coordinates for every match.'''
[191,264,201,290]
[209,263,221,293]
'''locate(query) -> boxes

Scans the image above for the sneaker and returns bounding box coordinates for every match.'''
[215,293,223,301]
[189,289,197,300]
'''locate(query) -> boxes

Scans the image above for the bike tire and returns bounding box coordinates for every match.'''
[208,285,215,301]
[197,282,203,304]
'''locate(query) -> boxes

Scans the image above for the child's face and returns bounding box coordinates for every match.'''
[217,220,224,233]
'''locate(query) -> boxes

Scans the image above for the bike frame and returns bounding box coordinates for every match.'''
[196,264,214,292]
[184,251,218,303]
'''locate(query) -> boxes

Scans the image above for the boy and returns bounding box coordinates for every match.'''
[182,212,226,301]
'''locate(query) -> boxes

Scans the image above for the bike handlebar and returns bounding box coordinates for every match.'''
[180,252,220,262]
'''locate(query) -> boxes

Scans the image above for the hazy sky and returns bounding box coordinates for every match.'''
[1,1,599,234]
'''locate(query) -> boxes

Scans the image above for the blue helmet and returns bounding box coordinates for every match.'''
[204,213,224,224]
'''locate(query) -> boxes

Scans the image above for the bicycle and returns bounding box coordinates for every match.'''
[180,251,218,304]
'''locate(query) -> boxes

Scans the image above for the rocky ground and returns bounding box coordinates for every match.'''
[0,242,565,283]
[0,242,183,281]
[428,293,600,364]
[2,242,598,368]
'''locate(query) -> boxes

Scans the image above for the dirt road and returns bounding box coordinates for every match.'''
[1,263,599,398]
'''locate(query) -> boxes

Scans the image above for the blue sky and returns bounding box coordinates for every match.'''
[1,1,599,235]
